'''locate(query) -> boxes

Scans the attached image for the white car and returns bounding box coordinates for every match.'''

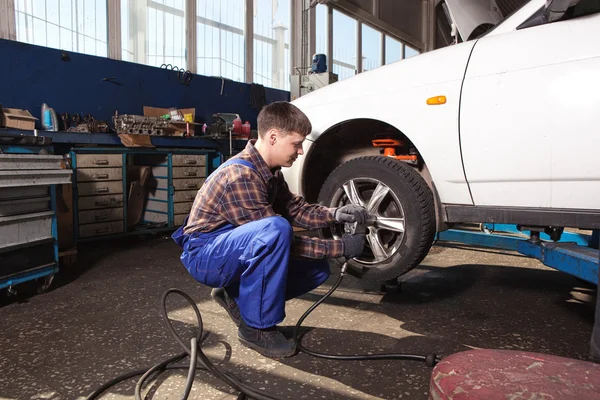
[283,0,600,281]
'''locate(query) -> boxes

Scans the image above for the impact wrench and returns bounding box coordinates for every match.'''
[86,218,439,400]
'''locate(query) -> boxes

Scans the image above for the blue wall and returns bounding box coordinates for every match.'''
[0,39,289,130]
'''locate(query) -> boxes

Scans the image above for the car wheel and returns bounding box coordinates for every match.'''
[317,156,436,281]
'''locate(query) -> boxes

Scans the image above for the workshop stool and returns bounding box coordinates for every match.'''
[429,349,600,399]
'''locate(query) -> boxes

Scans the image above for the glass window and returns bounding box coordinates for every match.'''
[361,23,381,72]
[384,35,402,64]
[332,9,356,81]
[197,0,245,81]
[315,3,327,56]
[122,0,186,69]
[253,0,291,90]
[15,0,108,57]
[405,44,420,58]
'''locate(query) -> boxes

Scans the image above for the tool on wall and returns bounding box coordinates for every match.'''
[160,63,193,86]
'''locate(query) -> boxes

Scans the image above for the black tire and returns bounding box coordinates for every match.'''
[317,156,435,282]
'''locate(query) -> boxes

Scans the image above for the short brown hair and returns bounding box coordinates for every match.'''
[257,102,312,138]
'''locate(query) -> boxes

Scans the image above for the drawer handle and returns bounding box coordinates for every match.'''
[184,159,197,165]
[186,195,194,200]
[96,228,109,234]
[94,160,109,165]
[93,174,109,179]
[95,200,109,206]
[96,187,109,193]
[184,171,197,177]
[95,214,110,221]
[185,183,198,189]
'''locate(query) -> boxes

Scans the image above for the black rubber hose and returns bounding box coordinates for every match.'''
[183,338,198,400]
[134,352,188,400]
[85,362,202,400]
[87,268,439,400]
[293,262,440,367]
[161,289,284,400]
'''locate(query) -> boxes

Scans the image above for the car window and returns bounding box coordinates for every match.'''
[518,0,600,29]
[561,0,600,19]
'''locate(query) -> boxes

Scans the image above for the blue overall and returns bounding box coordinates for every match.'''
[172,158,330,329]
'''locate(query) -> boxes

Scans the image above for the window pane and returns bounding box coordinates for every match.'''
[361,23,381,72]
[332,9,356,81]
[253,0,291,90]
[121,0,186,69]
[384,35,402,64]
[14,0,107,57]
[197,0,245,82]
[405,45,420,58]
[315,4,327,56]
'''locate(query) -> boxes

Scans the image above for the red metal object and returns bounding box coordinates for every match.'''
[430,349,600,399]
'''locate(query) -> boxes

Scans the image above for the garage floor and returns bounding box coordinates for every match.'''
[0,236,596,400]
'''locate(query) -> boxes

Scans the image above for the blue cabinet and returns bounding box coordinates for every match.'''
[69,148,216,241]
[0,148,72,291]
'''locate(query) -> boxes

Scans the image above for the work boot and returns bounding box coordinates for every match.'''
[211,287,241,327]
[238,320,296,358]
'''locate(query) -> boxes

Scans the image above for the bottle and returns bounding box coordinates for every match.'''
[232,116,242,134]
[242,121,251,138]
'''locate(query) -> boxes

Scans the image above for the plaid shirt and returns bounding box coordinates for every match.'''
[184,140,344,259]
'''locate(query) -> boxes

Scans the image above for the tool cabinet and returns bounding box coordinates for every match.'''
[69,148,215,241]
[0,150,72,291]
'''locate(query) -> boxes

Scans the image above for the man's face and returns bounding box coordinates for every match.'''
[274,131,305,168]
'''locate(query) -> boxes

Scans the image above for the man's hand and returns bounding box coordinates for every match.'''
[342,234,366,257]
[334,204,370,224]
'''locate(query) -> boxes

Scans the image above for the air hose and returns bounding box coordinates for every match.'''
[85,262,439,400]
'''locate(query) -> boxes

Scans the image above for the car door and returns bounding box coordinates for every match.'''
[459,5,600,209]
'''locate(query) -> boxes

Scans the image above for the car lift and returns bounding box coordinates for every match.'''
[436,224,599,285]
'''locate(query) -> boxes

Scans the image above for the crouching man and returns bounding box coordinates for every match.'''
[172,101,368,358]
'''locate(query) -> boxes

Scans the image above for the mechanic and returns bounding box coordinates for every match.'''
[172,101,369,358]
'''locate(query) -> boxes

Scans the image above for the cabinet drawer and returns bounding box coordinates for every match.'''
[79,208,123,225]
[78,194,123,210]
[174,202,194,214]
[0,185,48,201]
[173,178,205,191]
[155,178,168,190]
[0,197,50,217]
[76,154,122,168]
[0,211,53,250]
[146,200,168,213]
[174,213,187,226]
[142,210,168,223]
[172,167,206,179]
[78,181,123,196]
[173,190,197,203]
[79,221,123,238]
[148,190,168,201]
[151,166,168,178]
[77,167,122,182]
[172,154,206,167]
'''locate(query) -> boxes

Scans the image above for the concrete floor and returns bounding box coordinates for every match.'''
[0,236,596,400]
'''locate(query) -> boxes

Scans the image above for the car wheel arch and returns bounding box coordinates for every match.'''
[301,118,446,231]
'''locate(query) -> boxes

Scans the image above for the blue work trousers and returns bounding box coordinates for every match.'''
[173,216,330,328]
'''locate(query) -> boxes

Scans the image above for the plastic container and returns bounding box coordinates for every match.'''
[232,116,242,134]
[242,121,251,137]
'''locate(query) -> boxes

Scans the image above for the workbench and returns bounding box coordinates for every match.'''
[0,129,244,247]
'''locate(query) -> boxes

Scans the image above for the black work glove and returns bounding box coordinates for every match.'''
[342,234,366,257]
[334,204,370,224]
